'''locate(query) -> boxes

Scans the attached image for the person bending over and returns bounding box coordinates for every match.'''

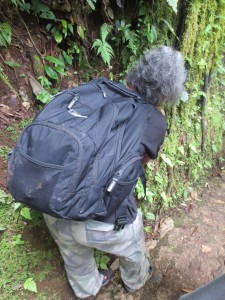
[44,46,187,299]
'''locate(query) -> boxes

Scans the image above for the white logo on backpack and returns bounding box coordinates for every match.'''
[68,109,88,118]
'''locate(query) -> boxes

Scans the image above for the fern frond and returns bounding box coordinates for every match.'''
[100,23,112,42]
[92,23,114,66]
[127,33,138,55]
[92,39,102,49]
[101,42,114,66]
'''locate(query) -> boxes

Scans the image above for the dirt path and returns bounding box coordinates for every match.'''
[96,172,225,300]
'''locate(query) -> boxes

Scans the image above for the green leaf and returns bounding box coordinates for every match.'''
[161,19,179,40]
[45,55,65,66]
[145,212,155,221]
[189,143,197,153]
[166,0,178,13]
[107,7,114,19]
[161,154,173,168]
[61,19,67,29]
[86,0,96,10]
[0,190,7,203]
[4,61,21,67]
[0,33,8,47]
[54,31,63,43]
[101,255,110,264]
[204,24,212,34]
[176,160,185,166]
[215,15,225,21]
[0,23,12,47]
[92,39,102,49]
[44,64,59,80]
[14,202,21,210]
[46,23,52,31]
[101,43,114,66]
[53,66,66,75]
[213,24,222,31]
[62,51,73,65]
[68,24,74,34]
[77,25,85,39]
[151,25,157,43]
[0,227,6,232]
[178,145,185,155]
[20,207,32,220]
[13,234,24,245]
[24,278,37,293]
[144,226,151,233]
[212,144,218,153]
[40,10,56,20]
[100,255,110,270]
[37,91,52,104]
[31,1,55,18]
[101,23,112,42]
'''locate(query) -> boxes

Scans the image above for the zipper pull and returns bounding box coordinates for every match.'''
[67,94,80,110]
[107,179,117,192]
[96,84,107,98]
[107,170,122,192]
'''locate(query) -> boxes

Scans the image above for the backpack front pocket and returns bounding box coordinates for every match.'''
[7,147,63,214]
[104,156,141,211]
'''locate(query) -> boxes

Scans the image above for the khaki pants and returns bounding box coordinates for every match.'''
[43,210,150,299]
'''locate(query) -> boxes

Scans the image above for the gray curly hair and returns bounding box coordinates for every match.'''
[126,46,187,106]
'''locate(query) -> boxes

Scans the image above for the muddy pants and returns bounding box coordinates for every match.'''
[43,210,150,299]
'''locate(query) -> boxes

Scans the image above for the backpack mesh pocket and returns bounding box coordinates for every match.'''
[8,148,63,214]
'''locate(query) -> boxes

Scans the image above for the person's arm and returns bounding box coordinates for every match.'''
[139,109,167,160]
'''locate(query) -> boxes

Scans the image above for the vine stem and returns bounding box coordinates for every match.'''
[16,9,45,63]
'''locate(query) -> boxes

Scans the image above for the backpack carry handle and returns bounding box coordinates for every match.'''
[97,78,142,101]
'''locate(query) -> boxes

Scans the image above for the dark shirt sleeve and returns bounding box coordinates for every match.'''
[139,109,167,159]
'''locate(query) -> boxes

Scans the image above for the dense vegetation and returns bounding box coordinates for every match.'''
[0,0,224,298]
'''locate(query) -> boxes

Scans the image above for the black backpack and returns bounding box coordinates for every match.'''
[7,78,153,228]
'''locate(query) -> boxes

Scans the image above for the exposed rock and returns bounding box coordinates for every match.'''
[110,258,119,271]
[30,54,45,77]
[160,217,174,239]
[28,75,46,96]
[146,239,158,250]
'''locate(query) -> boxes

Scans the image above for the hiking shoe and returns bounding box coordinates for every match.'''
[124,264,154,293]
[99,269,114,287]
[148,265,154,280]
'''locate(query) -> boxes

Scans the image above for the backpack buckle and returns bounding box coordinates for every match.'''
[114,216,126,231]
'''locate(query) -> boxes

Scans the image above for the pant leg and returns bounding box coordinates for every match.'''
[84,210,150,292]
[118,210,150,292]
[44,210,149,296]
[43,214,103,299]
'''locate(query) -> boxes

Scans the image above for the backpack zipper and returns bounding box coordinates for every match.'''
[92,103,118,184]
